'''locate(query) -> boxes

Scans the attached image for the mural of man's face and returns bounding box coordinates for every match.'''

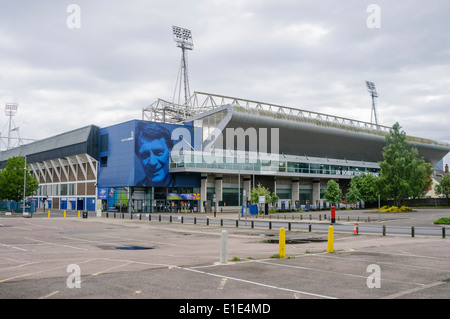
[137,136,170,184]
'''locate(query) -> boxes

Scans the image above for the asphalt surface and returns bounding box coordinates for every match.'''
[1,207,449,305]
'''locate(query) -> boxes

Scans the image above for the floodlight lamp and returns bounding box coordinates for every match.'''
[172,26,193,50]
[365,81,378,97]
[5,103,18,116]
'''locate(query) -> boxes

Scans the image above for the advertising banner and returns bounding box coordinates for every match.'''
[134,121,200,187]
[98,120,200,188]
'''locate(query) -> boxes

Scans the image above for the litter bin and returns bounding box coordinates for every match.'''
[82,211,88,218]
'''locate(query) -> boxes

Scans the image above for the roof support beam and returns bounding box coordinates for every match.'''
[75,154,87,180]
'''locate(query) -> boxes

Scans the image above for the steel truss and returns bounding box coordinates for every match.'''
[142,91,390,132]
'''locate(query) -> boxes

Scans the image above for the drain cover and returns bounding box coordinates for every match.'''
[262,238,327,244]
[115,246,153,250]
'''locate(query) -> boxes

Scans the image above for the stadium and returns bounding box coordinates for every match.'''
[1,91,449,214]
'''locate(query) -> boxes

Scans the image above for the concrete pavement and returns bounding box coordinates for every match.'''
[0,213,449,301]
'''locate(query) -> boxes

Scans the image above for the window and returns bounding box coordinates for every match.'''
[61,184,68,196]
[100,156,108,167]
[52,184,59,196]
[69,183,76,196]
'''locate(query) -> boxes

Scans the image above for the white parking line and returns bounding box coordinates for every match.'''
[25,237,88,251]
[316,250,450,273]
[184,267,337,299]
[253,259,424,286]
[0,242,27,252]
[381,281,446,299]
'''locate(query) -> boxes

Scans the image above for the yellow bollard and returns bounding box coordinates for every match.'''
[78,210,80,218]
[64,210,66,218]
[327,225,334,253]
[278,227,286,258]
[48,210,50,218]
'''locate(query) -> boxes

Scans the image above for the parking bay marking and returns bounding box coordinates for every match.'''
[184,267,337,299]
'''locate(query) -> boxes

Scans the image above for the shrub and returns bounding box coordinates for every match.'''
[380,205,412,213]
[433,217,450,225]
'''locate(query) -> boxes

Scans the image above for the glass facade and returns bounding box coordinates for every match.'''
[98,186,201,214]
[170,150,380,177]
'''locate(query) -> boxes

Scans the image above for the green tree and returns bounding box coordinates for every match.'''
[323,180,342,206]
[270,192,279,205]
[378,123,431,206]
[349,173,380,204]
[250,184,279,204]
[409,162,433,199]
[436,175,450,198]
[345,180,361,205]
[0,156,39,202]
[250,183,272,204]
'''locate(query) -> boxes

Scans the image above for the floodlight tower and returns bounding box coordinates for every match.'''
[172,26,194,106]
[4,103,19,149]
[365,81,379,127]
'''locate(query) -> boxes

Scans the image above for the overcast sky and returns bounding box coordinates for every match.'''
[1,1,449,162]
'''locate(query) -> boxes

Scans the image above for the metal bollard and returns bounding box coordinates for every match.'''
[220,230,228,264]
[327,225,334,253]
[279,228,286,258]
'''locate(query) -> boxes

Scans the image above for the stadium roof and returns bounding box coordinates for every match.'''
[178,93,450,165]
[0,125,99,168]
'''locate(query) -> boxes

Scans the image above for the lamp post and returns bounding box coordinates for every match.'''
[23,155,27,216]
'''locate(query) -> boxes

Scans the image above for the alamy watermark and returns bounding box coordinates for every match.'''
[367,4,381,29]
[170,127,280,166]
[66,264,81,288]
[366,264,381,288]
[66,4,81,29]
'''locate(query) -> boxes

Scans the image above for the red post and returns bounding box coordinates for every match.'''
[331,206,336,224]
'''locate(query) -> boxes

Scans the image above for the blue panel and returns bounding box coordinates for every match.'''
[134,121,201,187]
[98,120,136,187]
[98,120,201,188]
[86,198,96,211]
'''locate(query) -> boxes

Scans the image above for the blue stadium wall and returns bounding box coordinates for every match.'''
[97,119,201,189]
